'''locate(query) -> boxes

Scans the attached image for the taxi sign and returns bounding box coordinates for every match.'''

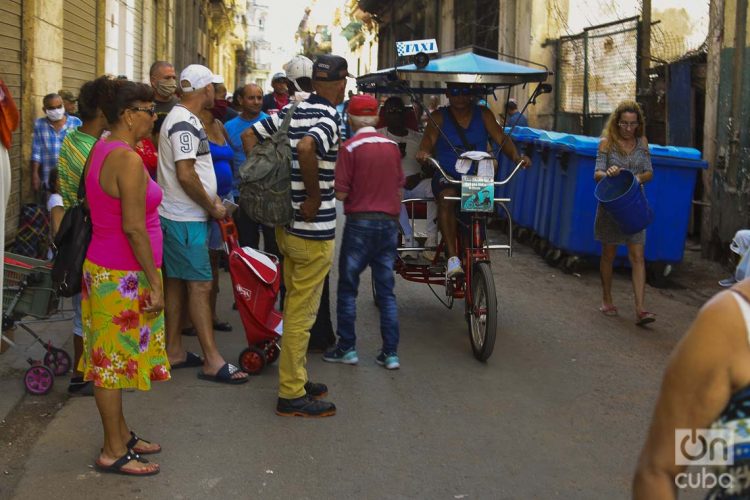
[396,39,439,57]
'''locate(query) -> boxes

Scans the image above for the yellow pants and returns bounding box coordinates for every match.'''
[275,228,334,399]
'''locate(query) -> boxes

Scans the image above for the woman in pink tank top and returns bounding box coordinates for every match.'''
[79,78,167,477]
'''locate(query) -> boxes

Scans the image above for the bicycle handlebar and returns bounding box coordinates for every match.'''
[425,156,525,186]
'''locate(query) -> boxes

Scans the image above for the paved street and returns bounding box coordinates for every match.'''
[0,224,713,499]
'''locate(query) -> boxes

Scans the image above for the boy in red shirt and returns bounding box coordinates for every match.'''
[324,95,405,369]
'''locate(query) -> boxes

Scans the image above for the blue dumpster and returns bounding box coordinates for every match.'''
[638,146,706,263]
[548,134,600,254]
[496,127,542,227]
[546,136,706,265]
[533,131,570,242]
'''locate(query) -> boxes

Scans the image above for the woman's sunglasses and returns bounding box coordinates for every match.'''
[129,105,156,117]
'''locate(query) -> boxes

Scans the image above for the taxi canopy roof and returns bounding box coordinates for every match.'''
[357,47,550,95]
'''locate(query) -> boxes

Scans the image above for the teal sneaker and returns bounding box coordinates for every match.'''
[376,351,400,370]
[322,346,359,365]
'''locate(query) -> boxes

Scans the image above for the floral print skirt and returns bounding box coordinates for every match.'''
[79,259,170,390]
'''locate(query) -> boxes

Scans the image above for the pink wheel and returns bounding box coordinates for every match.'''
[44,348,72,376]
[25,365,54,395]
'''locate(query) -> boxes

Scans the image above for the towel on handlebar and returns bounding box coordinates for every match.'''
[455,150,494,177]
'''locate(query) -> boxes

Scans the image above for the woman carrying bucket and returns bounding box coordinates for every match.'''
[594,101,655,326]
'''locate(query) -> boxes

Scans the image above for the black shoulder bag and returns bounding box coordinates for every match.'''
[51,157,93,297]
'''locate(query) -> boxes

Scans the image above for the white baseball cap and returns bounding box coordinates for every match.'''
[271,71,287,82]
[284,55,313,92]
[180,64,222,92]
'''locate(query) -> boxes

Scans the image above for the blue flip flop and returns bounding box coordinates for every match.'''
[197,363,248,385]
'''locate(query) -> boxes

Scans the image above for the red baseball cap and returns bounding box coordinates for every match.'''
[348,94,379,117]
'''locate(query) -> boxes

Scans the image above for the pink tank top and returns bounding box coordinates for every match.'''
[85,139,163,270]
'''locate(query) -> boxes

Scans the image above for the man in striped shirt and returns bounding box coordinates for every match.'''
[243,54,349,418]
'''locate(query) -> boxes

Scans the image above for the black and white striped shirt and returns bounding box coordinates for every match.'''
[252,93,341,240]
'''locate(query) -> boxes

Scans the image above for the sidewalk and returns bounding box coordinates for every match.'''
[0,298,77,422]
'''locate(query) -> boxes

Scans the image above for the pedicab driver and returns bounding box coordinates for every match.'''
[416,83,531,278]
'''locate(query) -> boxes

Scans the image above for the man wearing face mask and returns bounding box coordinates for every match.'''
[210,78,239,123]
[149,60,179,146]
[30,93,81,193]
[261,72,290,115]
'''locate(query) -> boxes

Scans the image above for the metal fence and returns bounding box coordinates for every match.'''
[555,17,640,135]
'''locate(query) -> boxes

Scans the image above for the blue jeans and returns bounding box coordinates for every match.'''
[336,218,400,353]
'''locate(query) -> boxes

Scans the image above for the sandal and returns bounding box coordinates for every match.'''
[126,431,161,455]
[599,304,618,317]
[197,363,248,385]
[170,351,203,369]
[636,311,656,326]
[95,449,159,476]
[213,320,233,332]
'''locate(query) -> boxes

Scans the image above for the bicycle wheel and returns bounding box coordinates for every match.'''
[467,262,497,361]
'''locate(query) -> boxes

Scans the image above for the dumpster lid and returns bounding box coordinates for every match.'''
[503,126,543,141]
[649,144,702,160]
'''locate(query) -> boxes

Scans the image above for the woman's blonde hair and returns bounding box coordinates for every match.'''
[601,100,646,154]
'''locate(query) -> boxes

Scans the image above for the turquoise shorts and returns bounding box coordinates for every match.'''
[160,217,212,281]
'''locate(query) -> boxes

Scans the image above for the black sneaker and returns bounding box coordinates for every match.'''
[304,381,328,399]
[275,395,336,417]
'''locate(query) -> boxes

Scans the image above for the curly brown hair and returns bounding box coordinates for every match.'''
[601,100,646,154]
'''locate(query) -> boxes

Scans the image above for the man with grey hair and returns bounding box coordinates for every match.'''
[149,60,178,144]
[158,64,248,384]
[323,94,405,370]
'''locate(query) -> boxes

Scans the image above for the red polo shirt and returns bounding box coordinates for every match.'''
[335,127,405,216]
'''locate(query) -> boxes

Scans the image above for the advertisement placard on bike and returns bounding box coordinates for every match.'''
[461,176,495,212]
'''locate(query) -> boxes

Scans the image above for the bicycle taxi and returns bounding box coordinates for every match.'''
[356,47,551,362]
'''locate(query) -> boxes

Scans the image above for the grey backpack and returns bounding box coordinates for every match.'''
[238,101,300,226]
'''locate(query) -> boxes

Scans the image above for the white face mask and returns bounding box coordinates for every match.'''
[45,108,65,121]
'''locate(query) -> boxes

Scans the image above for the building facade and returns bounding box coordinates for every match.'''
[245,0,271,90]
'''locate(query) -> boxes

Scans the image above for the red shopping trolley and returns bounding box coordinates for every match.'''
[218,218,281,375]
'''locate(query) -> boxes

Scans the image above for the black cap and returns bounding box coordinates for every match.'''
[312,55,353,81]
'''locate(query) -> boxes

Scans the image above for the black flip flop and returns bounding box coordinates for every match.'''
[197,363,248,385]
[95,450,159,476]
[126,431,161,455]
[213,321,233,332]
[170,351,203,369]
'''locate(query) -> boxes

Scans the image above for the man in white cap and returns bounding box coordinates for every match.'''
[284,55,314,100]
[261,71,289,115]
[158,64,248,384]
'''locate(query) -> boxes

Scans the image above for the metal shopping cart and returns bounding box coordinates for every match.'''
[2,253,72,395]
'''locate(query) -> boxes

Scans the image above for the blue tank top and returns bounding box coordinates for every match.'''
[209,140,234,197]
[435,106,489,178]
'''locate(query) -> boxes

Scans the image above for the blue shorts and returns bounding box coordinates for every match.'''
[432,173,460,197]
[208,220,223,251]
[160,217,212,281]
